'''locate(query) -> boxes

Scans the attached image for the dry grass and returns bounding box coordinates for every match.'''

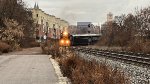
[41,39,61,58]
[57,52,129,84]
[41,39,129,84]
[126,40,150,53]
[142,41,150,53]
[97,39,150,54]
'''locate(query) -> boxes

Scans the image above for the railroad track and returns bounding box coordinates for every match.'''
[71,46,150,67]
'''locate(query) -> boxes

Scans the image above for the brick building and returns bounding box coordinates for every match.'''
[31,3,69,41]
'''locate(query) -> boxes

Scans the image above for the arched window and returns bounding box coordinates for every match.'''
[36,14,38,17]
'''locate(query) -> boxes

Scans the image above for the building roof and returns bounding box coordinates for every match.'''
[72,34,101,37]
[32,4,69,24]
[77,22,92,26]
[34,3,39,9]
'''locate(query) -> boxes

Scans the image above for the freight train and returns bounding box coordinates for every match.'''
[59,31,101,47]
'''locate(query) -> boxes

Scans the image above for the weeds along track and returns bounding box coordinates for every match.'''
[71,46,150,67]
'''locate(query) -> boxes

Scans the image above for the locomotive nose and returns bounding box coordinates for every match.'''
[59,39,70,47]
[59,31,71,47]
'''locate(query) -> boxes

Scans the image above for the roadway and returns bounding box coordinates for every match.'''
[0,47,58,84]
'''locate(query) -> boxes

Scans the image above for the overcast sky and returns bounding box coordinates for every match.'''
[23,0,150,25]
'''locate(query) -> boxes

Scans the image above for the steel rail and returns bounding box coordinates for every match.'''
[71,47,150,66]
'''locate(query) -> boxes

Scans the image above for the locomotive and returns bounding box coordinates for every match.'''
[59,31,101,47]
[59,31,71,47]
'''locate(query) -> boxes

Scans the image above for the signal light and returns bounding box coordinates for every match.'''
[63,31,68,37]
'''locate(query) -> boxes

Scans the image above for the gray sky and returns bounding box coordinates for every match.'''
[23,0,150,25]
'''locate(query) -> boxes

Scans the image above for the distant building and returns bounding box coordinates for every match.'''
[77,22,93,34]
[69,22,100,34]
[77,22,92,27]
[31,3,69,40]
[107,12,113,22]
[101,12,114,35]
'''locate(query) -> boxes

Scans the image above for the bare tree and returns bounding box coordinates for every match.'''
[0,18,24,49]
[0,0,35,47]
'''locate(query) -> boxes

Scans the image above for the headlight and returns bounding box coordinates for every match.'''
[59,39,70,46]
[61,39,64,44]
[59,39,65,45]
[66,40,70,45]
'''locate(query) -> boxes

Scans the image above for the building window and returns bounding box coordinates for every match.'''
[37,21,38,24]
[41,19,43,24]
[36,14,38,17]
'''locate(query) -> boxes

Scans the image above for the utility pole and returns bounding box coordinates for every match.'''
[98,23,101,34]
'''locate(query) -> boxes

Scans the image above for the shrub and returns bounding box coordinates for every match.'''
[58,51,129,84]
[41,39,61,58]
[30,41,40,47]
[128,42,142,52]
[142,41,150,53]
[127,40,150,53]
[0,41,11,53]
[58,54,77,78]
[0,18,24,50]
[0,51,2,55]
[41,42,48,54]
